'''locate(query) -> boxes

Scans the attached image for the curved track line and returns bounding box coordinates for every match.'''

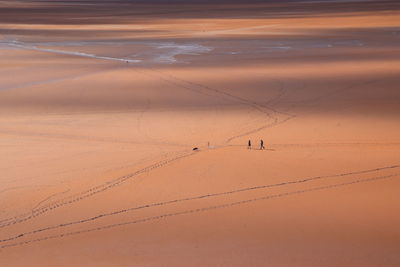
[1,172,398,250]
[137,68,296,143]
[1,164,397,244]
[0,151,196,228]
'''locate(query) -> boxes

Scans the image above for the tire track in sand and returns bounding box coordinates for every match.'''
[1,164,397,244]
[1,171,398,249]
[0,150,196,228]
[136,68,296,144]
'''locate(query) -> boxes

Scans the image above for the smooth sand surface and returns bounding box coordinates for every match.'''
[1,1,400,266]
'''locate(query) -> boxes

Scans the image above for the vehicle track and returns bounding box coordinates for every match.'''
[1,164,397,244]
[0,150,196,228]
[1,171,398,250]
[138,68,296,144]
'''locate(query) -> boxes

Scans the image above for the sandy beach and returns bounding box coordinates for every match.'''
[1,0,400,266]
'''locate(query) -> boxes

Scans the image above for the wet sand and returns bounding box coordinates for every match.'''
[1,1,400,266]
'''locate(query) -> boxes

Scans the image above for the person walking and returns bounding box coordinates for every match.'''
[260,139,265,150]
[248,140,252,149]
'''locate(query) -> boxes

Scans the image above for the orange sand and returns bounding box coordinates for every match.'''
[0,1,400,266]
